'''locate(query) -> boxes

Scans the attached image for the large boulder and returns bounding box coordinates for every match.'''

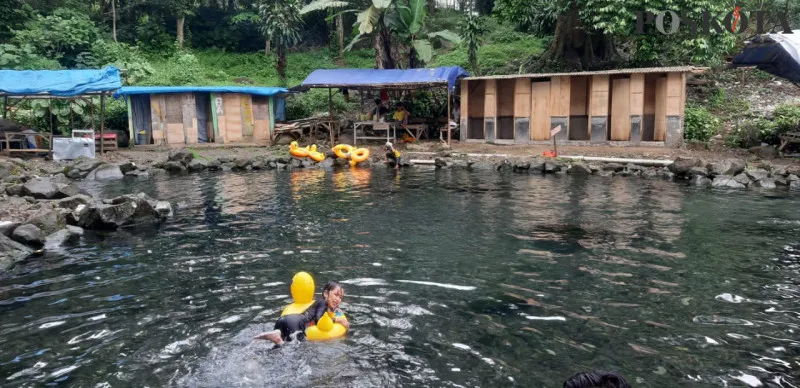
[85,164,124,181]
[745,169,769,182]
[567,163,592,175]
[708,159,746,177]
[0,233,33,271]
[0,221,20,237]
[25,204,66,235]
[602,163,625,172]
[688,166,708,177]
[56,182,82,198]
[74,193,169,230]
[733,173,752,186]
[668,157,701,176]
[712,175,746,189]
[755,178,777,189]
[53,194,93,211]
[118,162,137,174]
[168,149,194,166]
[188,159,209,172]
[22,178,61,199]
[67,157,103,177]
[44,226,84,251]
[690,175,712,187]
[12,224,44,247]
[164,161,187,173]
[434,157,450,168]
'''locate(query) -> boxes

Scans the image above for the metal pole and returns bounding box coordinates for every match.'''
[100,94,105,154]
[328,88,334,145]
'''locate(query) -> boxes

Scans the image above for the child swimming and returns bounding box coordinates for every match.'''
[254,281,349,346]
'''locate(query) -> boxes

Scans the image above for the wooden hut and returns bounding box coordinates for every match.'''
[459,67,704,147]
[116,86,288,146]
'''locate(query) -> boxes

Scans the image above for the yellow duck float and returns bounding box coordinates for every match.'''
[289,141,326,162]
[331,143,370,167]
[282,272,348,341]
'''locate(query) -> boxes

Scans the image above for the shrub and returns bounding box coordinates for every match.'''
[684,104,720,142]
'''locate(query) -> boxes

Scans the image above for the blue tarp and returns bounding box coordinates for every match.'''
[300,66,469,92]
[115,86,288,98]
[730,30,800,84]
[0,66,122,97]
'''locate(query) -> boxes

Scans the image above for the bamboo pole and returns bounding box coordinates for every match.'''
[2,96,7,119]
[447,87,452,145]
[100,94,105,154]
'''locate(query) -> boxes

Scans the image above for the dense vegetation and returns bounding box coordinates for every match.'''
[0,0,798,146]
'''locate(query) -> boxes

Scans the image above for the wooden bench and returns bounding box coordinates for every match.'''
[779,132,800,155]
[3,133,53,157]
[94,133,118,152]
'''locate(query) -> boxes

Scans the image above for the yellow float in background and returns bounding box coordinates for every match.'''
[289,141,310,158]
[349,148,370,167]
[309,150,326,162]
[333,144,353,159]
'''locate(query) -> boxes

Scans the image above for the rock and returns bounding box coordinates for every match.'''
[0,233,33,271]
[6,184,23,197]
[496,160,513,172]
[12,224,44,247]
[788,174,800,182]
[54,195,93,211]
[733,173,751,186]
[3,175,21,184]
[66,169,83,179]
[50,173,71,184]
[708,159,746,177]
[452,159,470,169]
[791,181,800,190]
[772,167,788,177]
[70,157,103,173]
[642,169,659,178]
[251,159,265,170]
[218,157,231,164]
[318,158,335,169]
[118,161,137,174]
[276,162,288,170]
[188,159,209,172]
[398,157,413,167]
[603,163,625,172]
[151,168,167,176]
[688,166,708,177]
[598,170,614,177]
[406,143,425,151]
[0,161,15,180]
[471,162,494,170]
[668,158,701,176]
[529,158,546,173]
[685,140,708,151]
[85,164,124,180]
[25,204,66,235]
[567,163,592,175]
[786,166,800,177]
[164,161,187,174]
[155,201,173,217]
[56,183,82,198]
[300,159,318,169]
[544,162,562,174]
[234,158,252,169]
[745,169,769,181]
[22,178,61,199]
[775,177,789,186]
[625,163,646,172]
[125,170,150,179]
[44,226,83,251]
[434,157,450,168]
[168,148,194,166]
[0,221,21,237]
[513,159,531,170]
[290,159,302,169]
[755,178,777,189]
[75,193,166,230]
[712,175,746,189]
[690,175,712,187]
[749,145,778,160]
[207,159,222,170]
[588,164,602,173]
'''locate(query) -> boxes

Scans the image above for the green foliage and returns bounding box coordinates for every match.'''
[726,105,800,148]
[0,43,61,70]
[493,0,558,33]
[684,104,720,142]
[772,104,800,134]
[459,11,487,75]
[433,34,544,75]
[12,7,100,67]
[0,0,34,42]
[260,0,304,84]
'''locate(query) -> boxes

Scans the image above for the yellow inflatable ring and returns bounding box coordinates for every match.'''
[281,272,315,316]
[305,311,348,341]
[350,148,370,163]
[333,144,353,159]
[309,151,326,162]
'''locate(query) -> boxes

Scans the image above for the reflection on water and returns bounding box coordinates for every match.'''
[1,169,799,387]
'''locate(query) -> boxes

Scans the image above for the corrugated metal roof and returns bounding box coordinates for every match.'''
[464,66,706,80]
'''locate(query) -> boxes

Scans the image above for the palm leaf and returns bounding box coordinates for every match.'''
[356,5,380,34]
[407,0,425,34]
[372,0,392,9]
[412,39,432,62]
[428,29,461,44]
[345,34,365,51]
[300,0,351,15]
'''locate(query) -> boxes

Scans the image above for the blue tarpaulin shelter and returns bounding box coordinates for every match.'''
[299,66,469,92]
[114,85,287,98]
[729,30,800,85]
[0,66,122,97]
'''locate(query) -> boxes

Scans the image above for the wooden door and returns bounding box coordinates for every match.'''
[530,81,551,140]
[610,78,631,141]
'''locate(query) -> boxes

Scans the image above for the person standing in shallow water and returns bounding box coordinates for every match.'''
[254,281,349,346]
[384,142,400,170]
[563,370,631,388]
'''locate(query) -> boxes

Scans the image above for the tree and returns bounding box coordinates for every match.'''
[165,0,199,48]
[459,10,485,75]
[299,0,350,59]
[389,0,461,68]
[260,0,303,85]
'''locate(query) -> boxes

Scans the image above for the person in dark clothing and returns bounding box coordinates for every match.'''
[372,98,389,120]
[563,370,631,388]
[384,142,400,170]
[254,281,349,346]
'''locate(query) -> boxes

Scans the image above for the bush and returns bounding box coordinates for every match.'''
[684,104,720,142]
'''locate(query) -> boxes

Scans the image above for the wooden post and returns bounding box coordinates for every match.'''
[90,98,95,131]
[2,96,7,119]
[447,87,452,145]
[100,94,105,154]
[328,88,334,145]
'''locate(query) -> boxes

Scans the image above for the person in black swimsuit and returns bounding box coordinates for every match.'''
[254,281,349,346]
[563,370,631,388]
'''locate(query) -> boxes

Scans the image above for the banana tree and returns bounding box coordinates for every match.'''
[299,0,350,59]
[260,0,303,86]
[389,0,460,68]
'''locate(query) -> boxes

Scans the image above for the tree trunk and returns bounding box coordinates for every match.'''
[112,0,117,42]
[265,40,271,56]
[408,47,417,69]
[177,16,185,48]
[374,22,395,69]
[336,14,344,59]
[277,45,287,86]
[525,4,620,72]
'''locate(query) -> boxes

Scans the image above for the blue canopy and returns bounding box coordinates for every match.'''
[115,86,288,98]
[730,30,800,84]
[299,66,469,92]
[0,66,122,97]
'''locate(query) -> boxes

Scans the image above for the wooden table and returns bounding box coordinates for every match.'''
[3,133,53,157]
[354,121,398,145]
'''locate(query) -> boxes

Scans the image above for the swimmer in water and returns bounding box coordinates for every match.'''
[563,370,631,388]
[254,281,349,346]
